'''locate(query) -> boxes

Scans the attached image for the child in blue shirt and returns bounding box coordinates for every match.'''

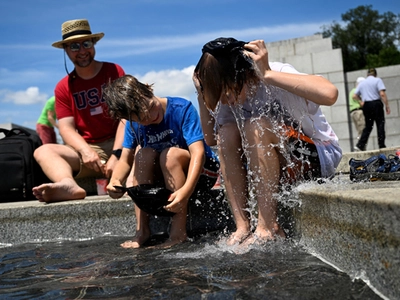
[103,75,219,249]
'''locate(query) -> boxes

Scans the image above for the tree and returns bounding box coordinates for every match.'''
[321,5,400,72]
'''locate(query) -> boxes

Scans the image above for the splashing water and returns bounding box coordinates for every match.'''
[208,82,314,233]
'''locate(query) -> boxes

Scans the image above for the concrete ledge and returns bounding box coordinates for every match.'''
[296,177,400,300]
[0,195,136,246]
[0,188,234,247]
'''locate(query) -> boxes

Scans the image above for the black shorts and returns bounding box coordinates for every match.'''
[196,156,220,191]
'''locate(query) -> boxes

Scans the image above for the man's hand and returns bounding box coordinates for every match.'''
[80,147,105,174]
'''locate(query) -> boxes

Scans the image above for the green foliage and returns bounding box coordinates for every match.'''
[321,5,400,72]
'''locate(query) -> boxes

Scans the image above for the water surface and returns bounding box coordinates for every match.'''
[0,234,381,299]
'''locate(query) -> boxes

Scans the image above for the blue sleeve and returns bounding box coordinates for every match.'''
[181,103,217,161]
[377,78,386,91]
[182,104,204,146]
[122,121,138,149]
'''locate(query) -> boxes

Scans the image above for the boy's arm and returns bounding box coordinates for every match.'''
[104,120,126,178]
[182,140,205,197]
[164,140,205,212]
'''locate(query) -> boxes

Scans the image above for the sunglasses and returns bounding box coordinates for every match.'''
[68,40,94,52]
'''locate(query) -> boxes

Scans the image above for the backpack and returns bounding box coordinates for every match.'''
[0,127,48,202]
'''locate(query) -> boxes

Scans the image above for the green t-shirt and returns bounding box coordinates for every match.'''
[37,96,56,127]
[349,88,361,112]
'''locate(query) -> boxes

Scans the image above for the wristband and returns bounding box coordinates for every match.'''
[112,149,122,159]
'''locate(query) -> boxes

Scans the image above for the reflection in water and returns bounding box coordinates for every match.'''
[0,235,380,299]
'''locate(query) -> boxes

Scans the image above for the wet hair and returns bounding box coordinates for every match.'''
[103,74,154,123]
[194,37,259,110]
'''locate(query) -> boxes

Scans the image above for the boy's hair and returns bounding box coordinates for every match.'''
[194,37,259,110]
[103,74,154,122]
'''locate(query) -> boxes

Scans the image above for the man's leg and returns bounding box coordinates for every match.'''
[357,103,374,150]
[374,101,386,149]
[32,144,86,202]
[351,110,365,139]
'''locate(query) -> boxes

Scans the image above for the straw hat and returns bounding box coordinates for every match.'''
[52,19,104,49]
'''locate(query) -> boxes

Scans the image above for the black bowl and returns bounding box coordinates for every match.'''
[115,185,174,217]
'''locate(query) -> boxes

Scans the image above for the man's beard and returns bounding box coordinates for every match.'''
[73,53,94,68]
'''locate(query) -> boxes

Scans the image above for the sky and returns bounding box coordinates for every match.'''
[0,0,399,132]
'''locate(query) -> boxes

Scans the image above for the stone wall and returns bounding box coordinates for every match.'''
[346,66,400,151]
[265,34,400,153]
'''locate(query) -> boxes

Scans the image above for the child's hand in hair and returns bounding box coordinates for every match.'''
[244,40,271,77]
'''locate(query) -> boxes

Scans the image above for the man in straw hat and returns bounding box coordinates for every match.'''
[33,19,126,203]
[353,68,390,151]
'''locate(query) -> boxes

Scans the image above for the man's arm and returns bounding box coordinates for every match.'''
[58,116,104,174]
[380,90,390,115]
[352,93,364,107]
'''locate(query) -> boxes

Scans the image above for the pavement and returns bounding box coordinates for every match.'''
[0,146,399,299]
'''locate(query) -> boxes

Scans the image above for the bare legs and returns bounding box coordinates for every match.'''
[121,147,190,249]
[120,205,151,248]
[159,147,190,248]
[218,123,251,245]
[32,144,86,202]
[244,118,285,243]
[219,119,285,246]
[120,148,156,249]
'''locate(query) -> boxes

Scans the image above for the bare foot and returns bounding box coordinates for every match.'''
[226,230,252,246]
[32,178,86,203]
[120,232,150,249]
[241,228,286,247]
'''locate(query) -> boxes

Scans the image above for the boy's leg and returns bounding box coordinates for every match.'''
[158,147,191,247]
[120,205,151,248]
[122,147,160,248]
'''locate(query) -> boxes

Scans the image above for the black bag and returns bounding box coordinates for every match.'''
[0,127,48,201]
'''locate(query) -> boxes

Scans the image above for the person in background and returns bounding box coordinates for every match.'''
[348,77,365,147]
[193,38,342,246]
[32,19,125,203]
[103,75,219,249]
[353,68,390,151]
[36,96,58,144]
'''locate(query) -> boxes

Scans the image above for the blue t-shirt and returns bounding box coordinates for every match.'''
[123,97,216,160]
